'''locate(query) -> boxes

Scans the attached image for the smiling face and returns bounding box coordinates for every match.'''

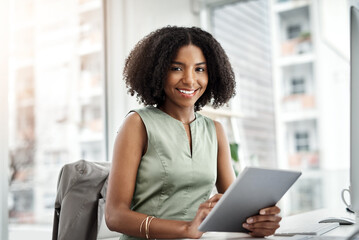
[162,44,208,111]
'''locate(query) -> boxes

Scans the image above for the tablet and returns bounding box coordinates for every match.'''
[198,167,301,232]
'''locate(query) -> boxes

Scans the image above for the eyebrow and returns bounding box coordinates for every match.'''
[171,61,206,66]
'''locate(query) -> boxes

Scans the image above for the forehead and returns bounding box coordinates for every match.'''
[172,44,206,62]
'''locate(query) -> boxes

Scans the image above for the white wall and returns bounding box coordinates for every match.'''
[105,0,201,161]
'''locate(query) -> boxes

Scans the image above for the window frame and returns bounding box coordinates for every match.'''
[104,0,134,162]
[0,0,10,239]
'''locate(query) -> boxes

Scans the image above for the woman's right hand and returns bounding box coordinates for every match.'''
[186,194,223,239]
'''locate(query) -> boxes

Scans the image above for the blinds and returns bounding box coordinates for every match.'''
[212,0,277,166]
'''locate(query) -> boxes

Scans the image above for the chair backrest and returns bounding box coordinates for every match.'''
[52,160,114,240]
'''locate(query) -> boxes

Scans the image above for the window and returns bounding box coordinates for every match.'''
[291,77,306,94]
[208,0,349,215]
[295,132,310,152]
[211,0,277,168]
[8,0,106,236]
[287,24,301,39]
[275,0,349,213]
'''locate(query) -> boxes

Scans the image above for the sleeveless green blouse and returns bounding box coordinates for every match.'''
[121,106,217,240]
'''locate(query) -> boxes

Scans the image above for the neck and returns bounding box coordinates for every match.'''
[158,104,196,125]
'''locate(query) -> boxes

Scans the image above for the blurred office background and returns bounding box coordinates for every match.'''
[0,0,351,239]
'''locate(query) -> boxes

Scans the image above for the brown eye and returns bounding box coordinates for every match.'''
[170,66,182,71]
[195,67,205,72]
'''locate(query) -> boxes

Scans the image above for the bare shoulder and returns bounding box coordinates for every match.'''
[213,119,223,129]
[122,111,144,127]
[117,111,146,135]
[114,111,147,156]
[212,119,229,148]
[213,120,226,137]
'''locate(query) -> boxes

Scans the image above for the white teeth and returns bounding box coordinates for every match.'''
[179,89,195,94]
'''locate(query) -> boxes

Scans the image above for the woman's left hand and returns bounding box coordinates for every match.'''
[242,205,282,237]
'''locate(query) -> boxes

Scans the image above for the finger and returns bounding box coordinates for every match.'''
[242,223,251,231]
[189,208,212,239]
[199,199,218,210]
[246,215,282,224]
[249,229,276,237]
[202,194,222,209]
[208,194,223,203]
[194,206,212,224]
[259,206,281,215]
[210,201,218,208]
[198,202,209,209]
[206,200,218,209]
[248,221,280,230]
[243,223,279,237]
[199,201,215,209]
[196,208,211,222]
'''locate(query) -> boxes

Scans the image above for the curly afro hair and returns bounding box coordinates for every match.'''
[123,26,236,111]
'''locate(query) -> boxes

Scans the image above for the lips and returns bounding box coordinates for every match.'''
[178,89,195,94]
[177,88,198,97]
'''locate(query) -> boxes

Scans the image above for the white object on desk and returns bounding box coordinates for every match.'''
[318,217,355,225]
[292,237,351,240]
[274,222,339,236]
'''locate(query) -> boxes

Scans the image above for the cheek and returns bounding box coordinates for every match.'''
[164,73,179,86]
[163,76,174,91]
[200,76,209,90]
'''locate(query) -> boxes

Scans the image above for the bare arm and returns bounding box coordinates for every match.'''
[105,112,217,239]
[214,120,236,193]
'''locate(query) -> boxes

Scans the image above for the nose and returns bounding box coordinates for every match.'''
[182,69,195,86]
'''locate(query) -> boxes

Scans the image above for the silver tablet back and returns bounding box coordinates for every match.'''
[198,167,301,232]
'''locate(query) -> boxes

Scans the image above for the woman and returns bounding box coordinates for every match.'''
[105,26,281,239]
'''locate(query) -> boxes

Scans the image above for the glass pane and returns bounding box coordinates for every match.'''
[8,0,105,235]
[212,0,277,169]
[211,0,350,215]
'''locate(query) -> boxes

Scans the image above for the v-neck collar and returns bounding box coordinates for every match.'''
[152,106,197,158]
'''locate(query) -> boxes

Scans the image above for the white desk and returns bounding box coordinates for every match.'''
[199,209,359,239]
[97,209,358,239]
[279,209,357,237]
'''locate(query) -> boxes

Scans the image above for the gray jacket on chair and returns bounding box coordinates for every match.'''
[52,160,111,240]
